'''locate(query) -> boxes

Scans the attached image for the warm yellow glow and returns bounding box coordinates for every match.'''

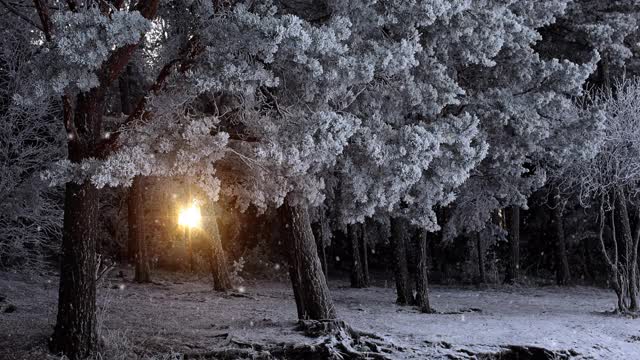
[178,203,202,228]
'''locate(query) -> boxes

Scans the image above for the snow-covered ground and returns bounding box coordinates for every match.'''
[1,269,639,359]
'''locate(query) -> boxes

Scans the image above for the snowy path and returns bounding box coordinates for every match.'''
[1,270,639,359]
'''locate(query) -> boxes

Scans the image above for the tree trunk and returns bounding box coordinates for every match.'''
[311,220,328,278]
[118,64,132,115]
[415,229,433,313]
[279,197,336,320]
[208,212,232,291]
[129,176,150,283]
[50,91,105,359]
[552,192,570,286]
[361,225,370,286]
[390,218,414,305]
[50,181,98,359]
[616,188,639,311]
[504,206,520,284]
[41,3,159,357]
[319,239,328,279]
[476,232,486,284]
[349,224,366,288]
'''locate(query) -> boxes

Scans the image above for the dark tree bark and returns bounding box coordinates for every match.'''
[390,218,414,305]
[415,229,433,313]
[311,220,328,278]
[50,180,98,359]
[126,196,138,263]
[188,228,195,272]
[121,66,146,277]
[49,88,106,359]
[504,206,520,284]
[208,213,232,291]
[552,191,570,286]
[319,239,328,278]
[118,65,132,115]
[36,2,161,358]
[476,232,486,284]
[279,197,336,320]
[349,224,367,288]
[361,224,370,286]
[128,176,150,283]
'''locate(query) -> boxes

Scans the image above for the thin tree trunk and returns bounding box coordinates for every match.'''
[129,176,150,283]
[616,187,638,311]
[390,218,414,305]
[415,229,433,313]
[50,181,98,359]
[311,220,328,278]
[279,197,336,320]
[598,196,626,312]
[552,191,570,286]
[476,232,486,284]
[505,206,520,284]
[361,225,370,286]
[118,65,132,115]
[208,211,232,291]
[319,240,328,278]
[121,66,140,268]
[349,224,366,288]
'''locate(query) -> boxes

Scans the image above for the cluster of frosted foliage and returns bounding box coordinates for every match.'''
[0,18,64,268]
[145,0,591,229]
[440,0,599,239]
[48,8,151,93]
[332,0,585,229]
[560,0,639,67]
[44,110,231,193]
[38,0,608,232]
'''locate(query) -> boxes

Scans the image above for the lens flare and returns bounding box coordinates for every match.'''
[178,203,202,228]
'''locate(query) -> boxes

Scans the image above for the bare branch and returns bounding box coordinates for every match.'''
[0,0,44,32]
[32,0,52,41]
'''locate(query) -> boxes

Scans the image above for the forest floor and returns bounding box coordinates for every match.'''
[1,268,640,359]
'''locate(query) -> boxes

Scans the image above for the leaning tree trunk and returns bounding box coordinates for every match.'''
[208,211,232,291]
[390,218,414,305]
[552,192,570,286]
[279,197,336,320]
[349,224,367,288]
[504,206,520,284]
[129,176,151,283]
[415,229,433,313]
[476,232,486,284]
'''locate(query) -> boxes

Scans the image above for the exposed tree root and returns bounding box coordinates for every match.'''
[181,321,580,360]
[183,320,398,359]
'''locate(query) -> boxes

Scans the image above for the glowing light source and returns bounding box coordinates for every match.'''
[178,202,202,228]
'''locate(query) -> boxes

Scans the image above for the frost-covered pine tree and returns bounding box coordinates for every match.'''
[538,0,640,85]
[10,2,161,358]
[439,1,598,284]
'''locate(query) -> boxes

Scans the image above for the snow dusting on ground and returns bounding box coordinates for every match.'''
[1,269,639,359]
